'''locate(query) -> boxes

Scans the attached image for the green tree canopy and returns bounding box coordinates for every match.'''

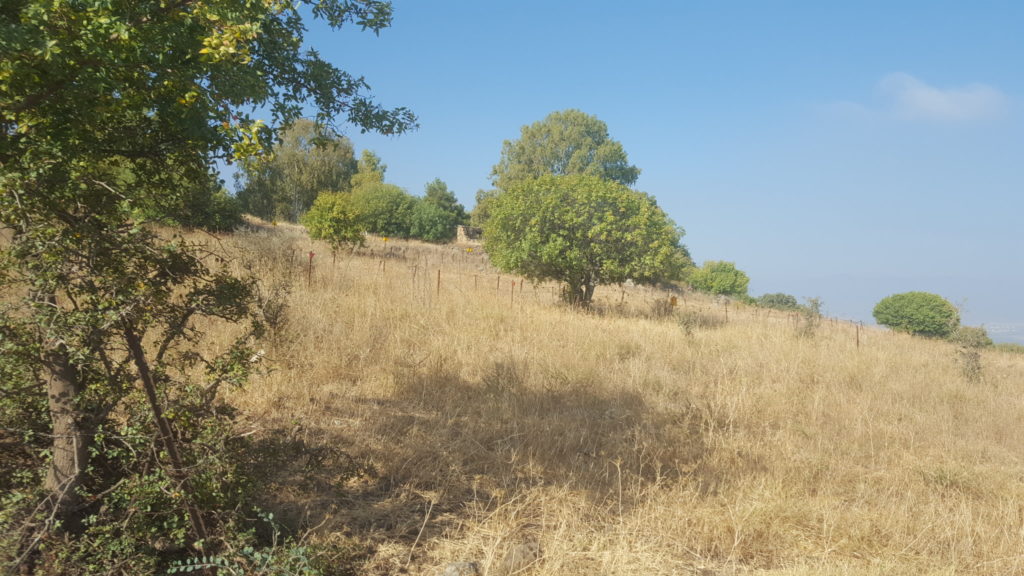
[423,178,468,223]
[303,191,365,251]
[0,0,415,566]
[470,188,500,228]
[688,261,751,297]
[409,179,466,242]
[236,119,358,222]
[491,109,641,190]
[410,200,458,243]
[873,292,960,338]
[350,149,387,189]
[484,174,689,305]
[352,182,417,238]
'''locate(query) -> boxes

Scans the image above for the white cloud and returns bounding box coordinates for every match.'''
[877,73,1008,121]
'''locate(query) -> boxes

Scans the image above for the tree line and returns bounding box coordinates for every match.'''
[252,108,764,308]
[234,119,468,245]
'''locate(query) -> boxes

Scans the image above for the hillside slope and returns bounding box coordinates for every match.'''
[215,224,1024,576]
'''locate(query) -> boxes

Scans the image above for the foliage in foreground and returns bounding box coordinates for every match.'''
[0,0,414,572]
[484,174,690,305]
[872,291,960,338]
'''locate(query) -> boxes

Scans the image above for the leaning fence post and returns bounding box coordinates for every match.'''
[306,251,315,288]
[436,269,441,297]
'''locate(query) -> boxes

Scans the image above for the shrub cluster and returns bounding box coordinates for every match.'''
[303,178,468,247]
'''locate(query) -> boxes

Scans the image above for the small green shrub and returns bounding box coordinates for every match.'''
[872,291,959,338]
[169,512,324,576]
[756,292,800,311]
[949,325,993,348]
[796,297,823,338]
[949,326,991,384]
[687,261,749,297]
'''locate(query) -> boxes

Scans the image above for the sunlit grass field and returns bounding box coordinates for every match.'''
[207,220,1024,575]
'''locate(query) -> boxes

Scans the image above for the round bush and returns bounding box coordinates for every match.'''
[687,261,749,297]
[756,292,800,311]
[872,291,959,338]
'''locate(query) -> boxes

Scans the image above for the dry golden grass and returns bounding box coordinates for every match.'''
[202,221,1024,576]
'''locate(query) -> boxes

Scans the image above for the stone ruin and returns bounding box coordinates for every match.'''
[456,225,483,245]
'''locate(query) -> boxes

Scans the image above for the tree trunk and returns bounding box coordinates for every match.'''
[582,283,596,306]
[42,342,87,529]
[563,282,582,306]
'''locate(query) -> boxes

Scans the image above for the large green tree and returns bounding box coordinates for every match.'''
[352,182,417,237]
[423,178,468,224]
[409,178,466,242]
[0,0,414,567]
[873,292,960,338]
[350,149,387,189]
[491,109,641,190]
[236,118,359,222]
[484,174,689,305]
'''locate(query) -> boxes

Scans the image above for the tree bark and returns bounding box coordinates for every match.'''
[582,283,596,306]
[42,341,88,529]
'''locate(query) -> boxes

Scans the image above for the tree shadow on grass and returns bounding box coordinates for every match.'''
[369,356,713,506]
[240,358,720,573]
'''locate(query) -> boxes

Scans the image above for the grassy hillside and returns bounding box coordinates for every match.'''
[209,222,1024,575]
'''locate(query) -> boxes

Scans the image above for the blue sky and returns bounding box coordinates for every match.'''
[257,1,1024,340]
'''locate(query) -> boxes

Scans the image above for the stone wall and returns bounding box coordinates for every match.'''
[456,225,483,244]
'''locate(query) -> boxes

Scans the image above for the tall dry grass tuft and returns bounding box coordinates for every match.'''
[192,221,1024,575]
